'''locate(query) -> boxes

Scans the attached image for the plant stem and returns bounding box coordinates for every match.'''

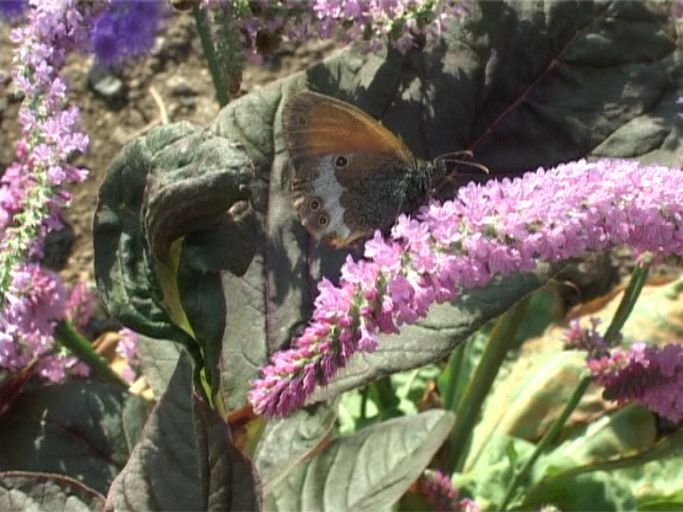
[192,6,229,107]
[603,254,651,345]
[53,320,128,387]
[441,343,466,411]
[447,297,530,471]
[498,373,592,510]
[499,257,651,509]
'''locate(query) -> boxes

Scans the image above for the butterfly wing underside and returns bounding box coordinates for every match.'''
[282,91,416,247]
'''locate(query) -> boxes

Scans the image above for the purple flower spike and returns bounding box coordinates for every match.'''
[1,1,108,301]
[589,343,683,423]
[249,159,683,417]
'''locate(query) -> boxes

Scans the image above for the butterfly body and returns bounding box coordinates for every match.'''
[283,91,446,248]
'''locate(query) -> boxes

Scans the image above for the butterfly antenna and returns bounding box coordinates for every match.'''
[436,151,489,175]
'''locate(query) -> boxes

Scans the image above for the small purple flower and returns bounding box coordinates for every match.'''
[564,317,610,356]
[589,343,683,423]
[65,281,93,333]
[0,0,28,21]
[417,470,478,512]
[116,327,139,384]
[249,160,683,417]
[90,1,165,68]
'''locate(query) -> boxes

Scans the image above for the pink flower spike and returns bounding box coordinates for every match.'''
[250,160,683,418]
[590,343,683,423]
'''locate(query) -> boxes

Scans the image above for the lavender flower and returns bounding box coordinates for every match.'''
[249,159,683,417]
[588,343,683,423]
[0,1,106,303]
[90,0,165,68]
[417,470,477,512]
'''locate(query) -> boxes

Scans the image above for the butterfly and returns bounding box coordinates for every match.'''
[282,91,479,248]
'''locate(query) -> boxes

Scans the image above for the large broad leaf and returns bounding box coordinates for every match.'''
[519,406,656,510]
[0,381,149,495]
[0,471,105,511]
[93,121,255,381]
[106,354,201,511]
[107,352,263,511]
[192,394,261,510]
[265,409,454,510]
[136,334,182,398]
[522,427,683,511]
[93,1,680,414]
[253,404,337,491]
[533,405,657,479]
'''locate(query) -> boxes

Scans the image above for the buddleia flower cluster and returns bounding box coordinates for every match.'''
[249,159,683,417]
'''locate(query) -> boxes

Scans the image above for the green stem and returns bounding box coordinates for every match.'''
[499,257,651,509]
[371,376,399,412]
[603,254,651,345]
[447,297,531,471]
[498,374,592,510]
[53,320,128,388]
[192,6,229,107]
[441,343,466,411]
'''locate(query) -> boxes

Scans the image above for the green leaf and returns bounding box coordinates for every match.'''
[520,406,657,510]
[452,435,535,510]
[265,410,454,511]
[514,285,564,346]
[192,394,261,510]
[538,405,656,475]
[0,381,148,495]
[254,404,337,492]
[438,332,488,412]
[94,123,199,347]
[524,428,683,510]
[0,471,105,511]
[106,354,201,511]
[522,472,637,511]
[616,445,683,510]
[137,334,182,398]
